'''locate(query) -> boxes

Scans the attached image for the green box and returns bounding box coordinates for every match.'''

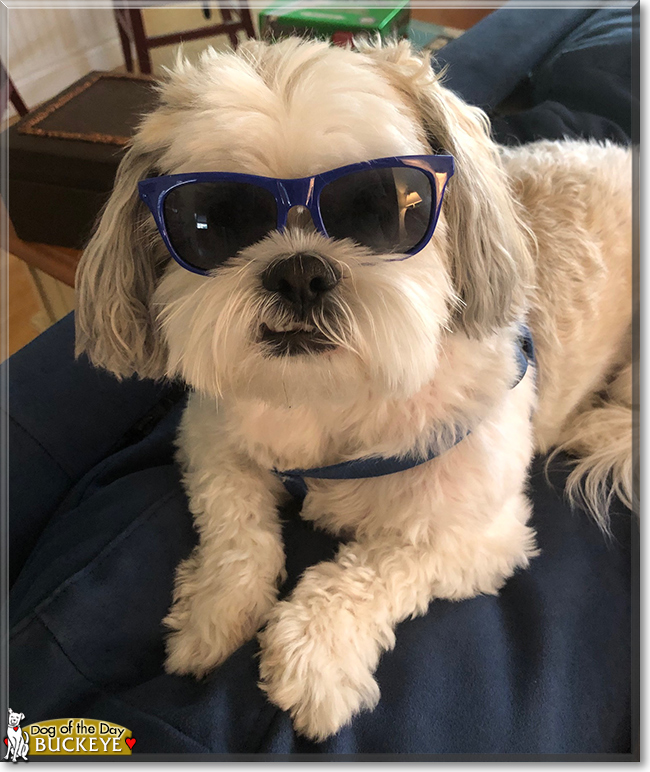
[259,2,411,45]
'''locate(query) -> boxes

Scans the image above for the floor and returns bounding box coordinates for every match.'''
[411,7,496,28]
[7,253,47,358]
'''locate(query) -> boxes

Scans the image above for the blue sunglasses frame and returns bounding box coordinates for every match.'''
[138,154,455,276]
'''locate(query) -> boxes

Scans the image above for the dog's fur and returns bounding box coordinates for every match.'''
[75,39,634,740]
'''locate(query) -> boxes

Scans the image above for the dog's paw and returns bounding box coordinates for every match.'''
[164,587,277,678]
[258,595,383,740]
[163,619,246,679]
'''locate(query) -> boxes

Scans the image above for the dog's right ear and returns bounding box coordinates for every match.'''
[360,40,534,338]
[75,146,167,380]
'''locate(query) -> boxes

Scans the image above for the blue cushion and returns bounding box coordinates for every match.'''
[5,313,172,585]
[10,398,632,753]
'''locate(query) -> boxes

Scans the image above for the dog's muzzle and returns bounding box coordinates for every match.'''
[259,253,341,356]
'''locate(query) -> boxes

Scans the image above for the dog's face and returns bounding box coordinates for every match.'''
[7,710,23,728]
[76,39,532,407]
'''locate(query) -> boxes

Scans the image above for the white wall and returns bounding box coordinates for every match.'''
[7,7,122,114]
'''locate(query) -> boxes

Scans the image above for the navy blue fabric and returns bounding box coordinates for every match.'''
[433,4,595,111]
[529,7,636,141]
[4,314,177,586]
[487,7,636,146]
[8,6,636,758]
[9,401,633,754]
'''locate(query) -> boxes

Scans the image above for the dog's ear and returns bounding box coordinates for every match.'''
[75,145,168,380]
[360,40,534,337]
[19,714,24,721]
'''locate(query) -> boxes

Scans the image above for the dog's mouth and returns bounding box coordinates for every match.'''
[258,322,336,356]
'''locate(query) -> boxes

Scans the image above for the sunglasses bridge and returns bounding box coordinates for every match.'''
[283,205,318,232]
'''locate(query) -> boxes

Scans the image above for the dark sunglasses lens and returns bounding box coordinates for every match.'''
[163,181,278,271]
[319,166,434,254]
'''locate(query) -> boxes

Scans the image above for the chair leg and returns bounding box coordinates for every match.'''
[238,2,257,39]
[1,59,29,118]
[9,82,29,117]
[219,7,240,48]
[114,10,134,72]
[129,9,153,75]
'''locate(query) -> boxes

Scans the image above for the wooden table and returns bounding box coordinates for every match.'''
[5,203,80,288]
[3,200,78,356]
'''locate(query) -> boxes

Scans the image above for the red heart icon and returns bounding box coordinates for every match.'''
[126,738,136,750]
[3,738,7,746]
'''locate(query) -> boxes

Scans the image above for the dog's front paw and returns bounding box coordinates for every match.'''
[164,579,278,678]
[164,609,256,679]
[258,595,384,740]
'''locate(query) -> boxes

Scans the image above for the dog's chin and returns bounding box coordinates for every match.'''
[166,315,441,408]
[258,323,337,357]
[233,342,364,407]
[223,328,444,409]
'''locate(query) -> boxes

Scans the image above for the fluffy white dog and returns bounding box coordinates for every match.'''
[75,38,633,740]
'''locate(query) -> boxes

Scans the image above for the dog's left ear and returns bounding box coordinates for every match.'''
[75,144,167,380]
[360,41,534,337]
[19,714,24,721]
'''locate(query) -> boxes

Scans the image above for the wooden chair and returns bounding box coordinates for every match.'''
[114,1,256,75]
[0,59,28,119]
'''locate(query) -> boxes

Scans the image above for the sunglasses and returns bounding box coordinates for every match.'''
[138,154,455,276]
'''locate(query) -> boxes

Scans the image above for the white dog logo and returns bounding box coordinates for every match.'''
[4,709,28,762]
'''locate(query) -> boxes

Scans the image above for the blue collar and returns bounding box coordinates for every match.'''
[275,327,535,502]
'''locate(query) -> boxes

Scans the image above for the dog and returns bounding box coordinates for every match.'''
[75,38,633,740]
[5,710,29,762]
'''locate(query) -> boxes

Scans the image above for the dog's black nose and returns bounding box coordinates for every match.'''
[261,253,341,315]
